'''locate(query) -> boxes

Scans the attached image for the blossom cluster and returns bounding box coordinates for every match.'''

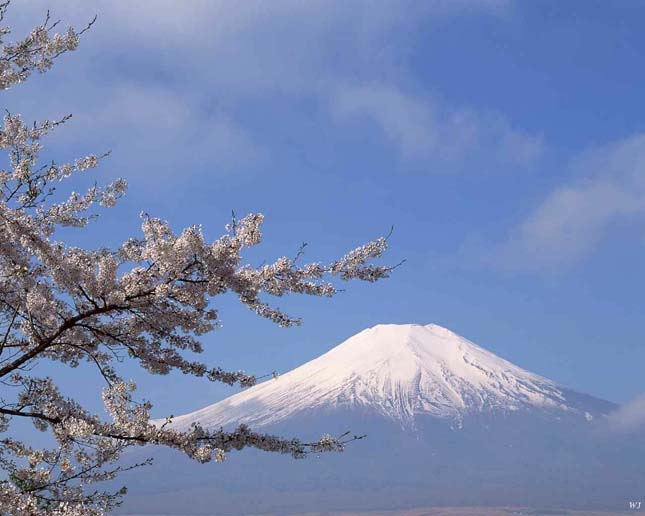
[0,4,92,90]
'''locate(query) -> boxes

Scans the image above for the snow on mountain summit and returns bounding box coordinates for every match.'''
[169,324,605,430]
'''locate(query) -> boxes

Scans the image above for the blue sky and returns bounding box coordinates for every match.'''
[6,1,645,416]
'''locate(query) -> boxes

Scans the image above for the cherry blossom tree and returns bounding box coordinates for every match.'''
[0,5,392,515]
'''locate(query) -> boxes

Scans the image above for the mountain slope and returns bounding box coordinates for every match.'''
[170,323,612,430]
[119,324,639,515]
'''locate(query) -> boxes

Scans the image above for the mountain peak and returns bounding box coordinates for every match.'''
[169,323,608,430]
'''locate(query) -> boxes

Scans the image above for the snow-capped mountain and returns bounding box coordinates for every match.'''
[119,324,641,515]
[170,323,608,430]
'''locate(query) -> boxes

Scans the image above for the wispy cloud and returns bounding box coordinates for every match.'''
[6,0,526,183]
[331,83,543,170]
[602,394,645,435]
[495,134,645,270]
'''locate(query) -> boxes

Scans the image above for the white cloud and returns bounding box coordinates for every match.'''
[496,134,645,270]
[33,1,509,44]
[6,0,527,180]
[332,83,543,169]
[11,1,516,103]
[603,394,645,435]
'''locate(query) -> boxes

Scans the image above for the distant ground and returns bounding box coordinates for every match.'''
[295,507,641,516]
[125,508,641,516]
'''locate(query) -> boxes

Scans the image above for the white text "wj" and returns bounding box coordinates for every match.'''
[630,501,642,509]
